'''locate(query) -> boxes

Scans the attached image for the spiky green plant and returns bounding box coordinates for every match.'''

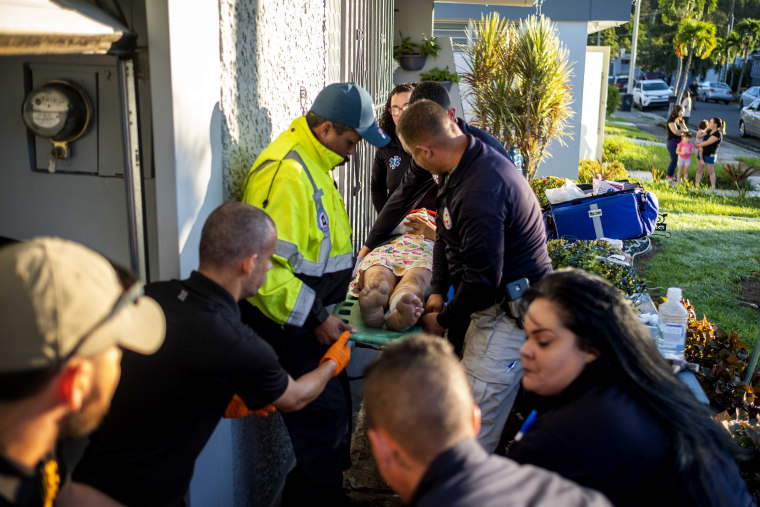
[674,19,717,103]
[461,14,574,180]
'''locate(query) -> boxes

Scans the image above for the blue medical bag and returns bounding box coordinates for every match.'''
[547,186,659,241]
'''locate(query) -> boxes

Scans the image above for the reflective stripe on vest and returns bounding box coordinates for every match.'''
[288,282,316,326]
[256,151,352,277]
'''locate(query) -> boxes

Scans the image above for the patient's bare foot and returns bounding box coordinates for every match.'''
[359,280,390,328]
[385,293,423,331]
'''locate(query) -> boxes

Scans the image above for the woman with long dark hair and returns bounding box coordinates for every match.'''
[508,269,751,506]
[665,105,689,182]
[372,83,437,216]
[695,117,725,191]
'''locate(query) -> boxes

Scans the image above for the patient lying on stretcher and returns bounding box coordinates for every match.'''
[349,209,436,331]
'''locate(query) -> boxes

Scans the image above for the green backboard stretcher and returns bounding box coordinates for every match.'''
[333,295,421,346]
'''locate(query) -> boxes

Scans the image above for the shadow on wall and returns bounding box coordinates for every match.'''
[218,2,294,506]
[220,0,274,201]
[177,102,224,271]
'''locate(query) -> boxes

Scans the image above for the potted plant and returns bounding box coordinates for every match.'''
[394,32,440,71]
[419,66,460,91]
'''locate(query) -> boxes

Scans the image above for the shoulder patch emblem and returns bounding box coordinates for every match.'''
[443,207,452,230]
[317,210,330,232]
[388,155,402,170]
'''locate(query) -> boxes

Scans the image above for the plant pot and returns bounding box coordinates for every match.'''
[436,80,453,92]
[398,54,427,71]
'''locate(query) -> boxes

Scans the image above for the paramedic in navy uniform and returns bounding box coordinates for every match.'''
[396,99,552,453]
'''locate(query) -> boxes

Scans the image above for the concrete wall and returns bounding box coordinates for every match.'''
[220,0,331,201]
[534,21,588,179]
[193,1,334,505]
[580,46,610,162]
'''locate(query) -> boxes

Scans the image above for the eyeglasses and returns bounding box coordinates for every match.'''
[59,282,144,364]
[388,104,409,116]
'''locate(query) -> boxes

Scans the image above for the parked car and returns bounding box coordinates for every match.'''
[739,99,760,138]
[696,81,733,104]
[632,79,673,110]
[739,86,760,108]
[642,71,666,81]
[611,75,629,91]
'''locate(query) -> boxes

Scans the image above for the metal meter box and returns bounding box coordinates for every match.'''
[25,62,150,178]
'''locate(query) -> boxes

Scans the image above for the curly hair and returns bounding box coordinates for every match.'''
[378,83,417,137]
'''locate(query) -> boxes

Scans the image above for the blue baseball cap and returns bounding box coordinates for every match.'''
[311,82,390,148]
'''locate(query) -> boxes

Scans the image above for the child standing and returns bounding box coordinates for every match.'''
[676,131,694,184]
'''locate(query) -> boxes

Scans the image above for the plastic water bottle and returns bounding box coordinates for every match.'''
[657,287,688,360]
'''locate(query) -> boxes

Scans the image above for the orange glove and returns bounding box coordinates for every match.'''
[224,394,276,418]
[319,331,352,377]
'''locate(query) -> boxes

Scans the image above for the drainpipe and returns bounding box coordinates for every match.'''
[117,57,148,281]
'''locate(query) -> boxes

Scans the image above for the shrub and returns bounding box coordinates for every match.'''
[419,66,460,83]
[547,239,644,296]
[577,159,628,184]
[602,137,625,162]
[529,176,566,208]
[607,85,621,116]
[722,162,760,189]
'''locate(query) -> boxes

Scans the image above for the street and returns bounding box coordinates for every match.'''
[648,99,760,153]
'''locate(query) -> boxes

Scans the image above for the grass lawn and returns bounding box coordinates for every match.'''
[606,136,739,189]
[736,156,760,169]
[642,181,760,219]
[636,212,760,345]
[602,121,760,346]
[604,122,660,142]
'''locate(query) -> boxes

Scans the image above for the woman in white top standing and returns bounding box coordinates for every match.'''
[681,93,692,126]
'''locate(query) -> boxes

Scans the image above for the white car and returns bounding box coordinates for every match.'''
[739,86,760,108]
[632,80,673,110]
[739,99,760,139]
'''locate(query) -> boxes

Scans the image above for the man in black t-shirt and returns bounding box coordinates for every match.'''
[73,203,351,507]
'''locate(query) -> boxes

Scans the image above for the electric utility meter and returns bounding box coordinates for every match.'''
[22,81,92,172]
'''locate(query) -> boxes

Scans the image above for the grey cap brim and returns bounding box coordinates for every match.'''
[78,295,166,358]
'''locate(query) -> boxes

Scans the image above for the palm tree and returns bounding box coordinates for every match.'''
[735,19,760,94]
[461,14,574,180]
[674,19,717,103]
[712,31,741,83]
[671,38,687,102]
[659,0,717,25]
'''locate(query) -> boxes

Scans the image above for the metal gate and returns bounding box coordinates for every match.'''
[328,0,394,251]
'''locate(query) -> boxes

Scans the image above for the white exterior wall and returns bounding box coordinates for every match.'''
[580,47,610,162]
[534,21,588,180]
[220,0,330,200]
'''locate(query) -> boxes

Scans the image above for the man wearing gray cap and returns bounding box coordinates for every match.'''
[0,238,165,507]
[240,82,389,505]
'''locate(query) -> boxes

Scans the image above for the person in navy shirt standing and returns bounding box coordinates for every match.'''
[396,99,552,452]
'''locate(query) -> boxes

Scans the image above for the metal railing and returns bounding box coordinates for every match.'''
[329,0,394,252]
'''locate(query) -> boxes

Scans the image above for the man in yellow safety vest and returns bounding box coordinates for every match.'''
[240,82,389,505]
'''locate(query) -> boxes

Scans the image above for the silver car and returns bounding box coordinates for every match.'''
[739,86,760,108]
[697,81,733,104]
[739,99,760,138]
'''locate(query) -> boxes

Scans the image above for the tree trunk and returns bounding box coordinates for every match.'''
[673,56,684,101]
[677,51,694,104]
[736,57,748,94]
